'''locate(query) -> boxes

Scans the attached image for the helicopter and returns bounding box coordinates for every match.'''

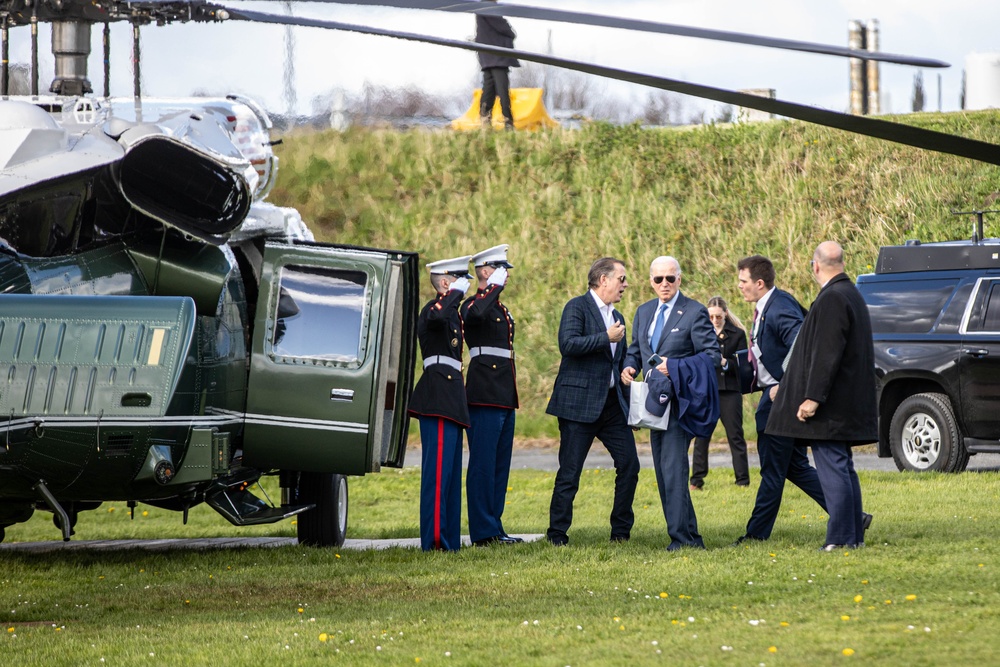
[1,0,999,548]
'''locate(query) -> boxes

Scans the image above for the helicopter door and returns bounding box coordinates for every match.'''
[243,242,417,475]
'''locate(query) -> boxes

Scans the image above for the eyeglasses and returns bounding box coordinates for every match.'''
[615,275,627,284]
[652,275,678,284]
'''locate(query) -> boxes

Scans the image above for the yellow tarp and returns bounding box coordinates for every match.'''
[451,87,560,131]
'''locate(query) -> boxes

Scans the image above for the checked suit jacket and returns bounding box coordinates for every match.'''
[546,293,629,423]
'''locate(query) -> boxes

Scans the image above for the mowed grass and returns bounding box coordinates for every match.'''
[3,464,1000,665]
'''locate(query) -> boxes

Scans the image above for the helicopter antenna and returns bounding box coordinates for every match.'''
[953,209,1000,244]
[1,15,8,96]
[29,4,36,96]
[282,0,296,118]
[103,22,110,98]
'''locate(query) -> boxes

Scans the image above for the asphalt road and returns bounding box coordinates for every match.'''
[411,443,1000,474]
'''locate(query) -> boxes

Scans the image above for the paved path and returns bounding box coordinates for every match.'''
[414,444,1000,473]
[0,534,544,553]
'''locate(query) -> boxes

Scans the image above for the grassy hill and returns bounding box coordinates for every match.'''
[270,112,1000,437]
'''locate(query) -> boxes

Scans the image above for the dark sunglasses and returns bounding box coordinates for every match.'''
[615,275,627,283]
[652,275,678,284]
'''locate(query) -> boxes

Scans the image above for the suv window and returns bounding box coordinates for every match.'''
[966,279,1000,333]
[862,279,958,334]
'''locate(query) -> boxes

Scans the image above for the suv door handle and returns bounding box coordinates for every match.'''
[962,348,990,358]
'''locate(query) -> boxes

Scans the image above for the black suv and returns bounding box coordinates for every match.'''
[856,235,1000,472]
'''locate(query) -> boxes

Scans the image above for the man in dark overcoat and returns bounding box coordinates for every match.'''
[408,255,472,551]
[462,244,521,546]
[767,241,878,551]
[475,0,520,129]
[545,257,640,546]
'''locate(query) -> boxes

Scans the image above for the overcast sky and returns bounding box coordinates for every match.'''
[6,0,1000,117]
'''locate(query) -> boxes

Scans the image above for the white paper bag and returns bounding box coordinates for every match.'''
[627,381,671,431]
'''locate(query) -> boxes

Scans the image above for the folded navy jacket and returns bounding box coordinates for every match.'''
[645,352,720,439]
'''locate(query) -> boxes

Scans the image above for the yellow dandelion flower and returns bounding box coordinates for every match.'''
[768,646,778,653]
[319,633,329,642]
[980,564,985,568]
[885,600,893,605]
[841,615,850,621]
[54,627,61,632]
[843,648,855,656]
[862,580,869,585]
[108,507,115,513]
[769,553,776,557]
[619,625,625,631]
[507,486,513,491]
[906,595,917,601]
[298,608,304,614]
[613,617,620,622]
[415,659,421,664]
[854,595,863,603]
[142,510,149,517]
[185,600,190,605]
[7,627,14,633]
[659,592,668,599]
[780,622,790,627]
[291,520,297,526]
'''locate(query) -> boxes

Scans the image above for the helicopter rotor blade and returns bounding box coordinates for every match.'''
[241,0,949,69]
[225,7,1000,167]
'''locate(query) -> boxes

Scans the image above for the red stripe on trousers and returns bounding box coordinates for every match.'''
[434,418,444,549]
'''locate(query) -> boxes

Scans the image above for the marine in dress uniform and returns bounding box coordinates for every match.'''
[461,244,521,546]
[407,256,472,551]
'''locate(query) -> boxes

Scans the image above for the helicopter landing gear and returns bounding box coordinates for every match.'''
[293,472,348,548]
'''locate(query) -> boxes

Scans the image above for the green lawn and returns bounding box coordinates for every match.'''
[3,466,999,665]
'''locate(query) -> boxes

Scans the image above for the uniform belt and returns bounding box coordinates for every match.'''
[468,346,514,360]
[423,356,462,371]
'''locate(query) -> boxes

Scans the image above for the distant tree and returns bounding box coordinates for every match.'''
[911,71,925,113]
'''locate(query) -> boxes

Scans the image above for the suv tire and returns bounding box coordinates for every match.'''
[889,392,969,472]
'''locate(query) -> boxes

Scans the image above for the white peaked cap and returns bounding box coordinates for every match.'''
[471,244,513,268]
[426,255,472,277]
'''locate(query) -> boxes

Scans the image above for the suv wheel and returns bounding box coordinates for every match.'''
[889,392,969,472]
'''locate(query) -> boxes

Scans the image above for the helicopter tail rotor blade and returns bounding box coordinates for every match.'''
[256,0,949,68]
[225,8,1000,167]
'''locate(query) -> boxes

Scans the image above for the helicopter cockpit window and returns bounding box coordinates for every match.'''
[271,265,369,363]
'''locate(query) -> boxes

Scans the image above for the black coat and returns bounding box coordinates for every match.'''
[766,273,878,445]
[715,321,748,393]
[408,289,470,427]
[475,15,520,70]
[461,284,518,409]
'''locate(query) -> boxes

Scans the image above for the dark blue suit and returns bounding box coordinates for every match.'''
[625,293,719,549]
[546,293,639,543]
[742,288,827,541]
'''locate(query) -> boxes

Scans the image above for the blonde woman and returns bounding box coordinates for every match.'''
[690,296,750,489]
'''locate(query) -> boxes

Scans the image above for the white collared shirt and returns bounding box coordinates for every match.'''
[590,289,617,387]
[751,287,778,386]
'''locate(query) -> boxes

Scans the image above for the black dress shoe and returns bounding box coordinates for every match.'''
[473,536,501,547]
[862,512,873,531]
[497,535,521,544]
[547,535,568,546]
[732,534,765,546]
[502,534,525,543]
[610,535,630,543]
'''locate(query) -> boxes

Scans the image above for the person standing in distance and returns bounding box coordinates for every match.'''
[475,0,520,130]
[767,241,878,551]
[621,256,719,551]
[462,244,521,547]
[731,254,830,545]
[689,296,751,490]
[546,257,639,546]
[408,256,472,551]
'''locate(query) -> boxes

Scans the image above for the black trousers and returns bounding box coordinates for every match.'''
[691,390,750,487]
[547,389,639,543]
[480,67,513,127]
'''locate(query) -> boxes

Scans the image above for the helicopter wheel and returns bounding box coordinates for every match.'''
[295,472,348,548]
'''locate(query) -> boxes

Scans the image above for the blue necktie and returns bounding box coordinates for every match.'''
[650,302,668,351]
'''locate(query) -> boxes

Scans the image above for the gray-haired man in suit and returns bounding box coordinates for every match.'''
[622,256,719,550]
[545,257,640,546]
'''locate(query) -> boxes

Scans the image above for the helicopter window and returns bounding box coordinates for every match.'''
[271,265,368,363]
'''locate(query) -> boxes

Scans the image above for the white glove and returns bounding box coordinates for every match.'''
[487,267,508,287]
[450,277,471,293]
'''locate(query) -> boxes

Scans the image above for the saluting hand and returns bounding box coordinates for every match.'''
[607,321,625,343]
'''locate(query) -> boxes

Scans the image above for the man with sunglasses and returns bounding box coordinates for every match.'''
[622,256,719,550]
[545,257,640,546]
